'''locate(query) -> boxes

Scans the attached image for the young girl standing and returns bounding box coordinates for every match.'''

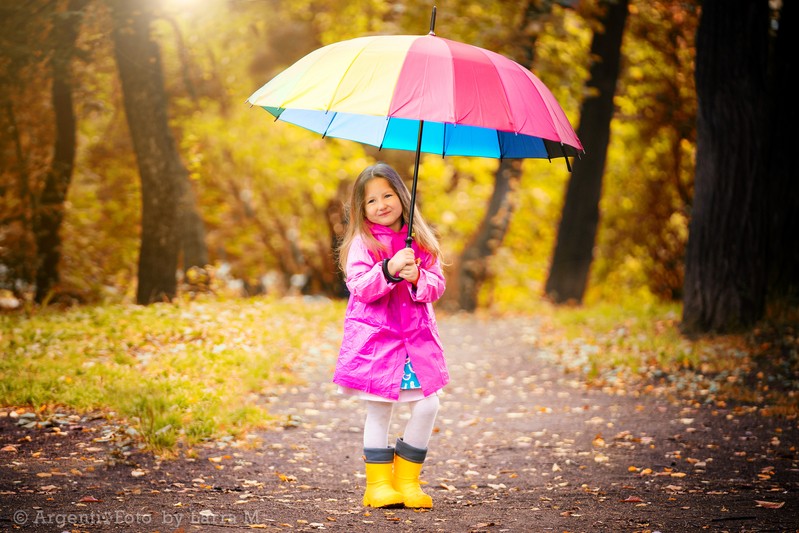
[334,162,448,509]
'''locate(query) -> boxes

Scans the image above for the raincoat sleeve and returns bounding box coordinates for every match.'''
[408,253,445,303]
[345,237,395,303]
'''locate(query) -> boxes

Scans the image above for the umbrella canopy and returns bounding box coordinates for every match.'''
[247,34,583,160]
[247,21,583,252]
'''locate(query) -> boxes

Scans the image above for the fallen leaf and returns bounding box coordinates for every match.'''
[622,496,644,503]
[755,500,785,509]
[78,495,101,503]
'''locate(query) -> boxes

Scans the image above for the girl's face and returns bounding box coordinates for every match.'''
[363,177,403,232]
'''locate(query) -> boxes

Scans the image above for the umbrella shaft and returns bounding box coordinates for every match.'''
[406,120,424,248]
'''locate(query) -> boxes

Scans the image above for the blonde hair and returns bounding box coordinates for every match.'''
[337,163,442,274]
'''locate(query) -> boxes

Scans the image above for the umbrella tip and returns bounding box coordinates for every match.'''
[429,5,437,35]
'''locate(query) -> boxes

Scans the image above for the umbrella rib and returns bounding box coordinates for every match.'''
[560,143,572,172]
[442,123,447,158]
[496,129,503,160]
[322,37,377,113]
[519,63,578,151]
[320,111,338,139]
[378,117,388,151]
[478,47,516,135]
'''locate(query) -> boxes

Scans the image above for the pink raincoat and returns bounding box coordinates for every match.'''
[333,223,449,401]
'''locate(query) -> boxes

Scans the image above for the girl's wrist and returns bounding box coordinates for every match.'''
[382,259,402,283]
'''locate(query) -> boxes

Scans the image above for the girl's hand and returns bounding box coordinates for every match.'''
[397,261,420,284]
[387,248,415,277]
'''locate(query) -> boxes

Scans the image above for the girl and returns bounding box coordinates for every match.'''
[334,162,448,509]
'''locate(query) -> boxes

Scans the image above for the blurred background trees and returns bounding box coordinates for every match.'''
[0,0,795,333]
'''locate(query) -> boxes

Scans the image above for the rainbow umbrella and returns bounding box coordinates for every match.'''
[247,11,583,249]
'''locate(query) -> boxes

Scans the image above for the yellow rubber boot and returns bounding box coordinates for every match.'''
[393,438,433,508]
[363,448,404,508]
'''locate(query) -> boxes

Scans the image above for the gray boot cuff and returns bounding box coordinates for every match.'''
[395,438,427,464]
[363,447,395,464]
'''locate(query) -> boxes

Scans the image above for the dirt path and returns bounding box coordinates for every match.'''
[1,316,797,532]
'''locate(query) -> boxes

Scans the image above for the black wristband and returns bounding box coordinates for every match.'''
[382,259,403,283]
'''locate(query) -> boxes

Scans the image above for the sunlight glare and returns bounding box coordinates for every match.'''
[162,0,200,12]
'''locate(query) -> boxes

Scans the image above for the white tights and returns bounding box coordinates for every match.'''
[363,394,440,450]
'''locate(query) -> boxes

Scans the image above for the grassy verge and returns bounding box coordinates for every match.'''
[533,300,799,417]
[0,296,345,453]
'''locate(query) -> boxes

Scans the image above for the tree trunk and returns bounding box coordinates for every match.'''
[449,159,521,312]
[325,180,349,298]
[544,0,629,304]
[681,0,769,333]
[34,0,87,304]
[765,1,799,304]
[179,180,209,270]
[110,0,202,304]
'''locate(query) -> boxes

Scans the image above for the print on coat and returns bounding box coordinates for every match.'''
[401,356,421,390]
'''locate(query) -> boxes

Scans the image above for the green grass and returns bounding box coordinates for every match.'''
[0,296,345,453]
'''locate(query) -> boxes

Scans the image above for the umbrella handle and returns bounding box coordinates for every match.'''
[382,259,403,284]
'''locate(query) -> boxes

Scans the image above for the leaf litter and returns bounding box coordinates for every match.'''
[1,308,797,530]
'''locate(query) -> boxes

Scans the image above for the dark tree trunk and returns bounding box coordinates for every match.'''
[326,180,349,298]
[544,0,629,304]
[34,0,87,304]
[450,159,521,312]
[681,0,769,333]
[179,181,209,270]
[765,1,799,304]
[110,0,204,304]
